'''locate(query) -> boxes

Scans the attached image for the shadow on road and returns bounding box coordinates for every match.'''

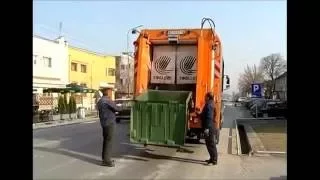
[34,143,150,165]
[185,138,205,145]
[33,113,226,166]
[33,121,152,165]
[270,176,287,180]
[141,151,205,165]
[34,146,102,165]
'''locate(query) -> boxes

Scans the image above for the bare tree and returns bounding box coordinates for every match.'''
[263,80,273,99]
[260,53,287,93]
[238,64,264,95]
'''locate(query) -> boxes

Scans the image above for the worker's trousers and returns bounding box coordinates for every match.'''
[102,123,115,163]
[205,127,218,162]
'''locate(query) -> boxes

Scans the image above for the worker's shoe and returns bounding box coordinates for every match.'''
[211,161,217,165]
[205,159,217,165]
[102,160,115,167]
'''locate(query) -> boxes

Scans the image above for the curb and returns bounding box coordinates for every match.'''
[33,118,99,130]
[234,119,242,155]
[231,128,238,155]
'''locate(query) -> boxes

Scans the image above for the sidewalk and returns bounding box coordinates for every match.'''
[155,106,287,179]
[155,127,287,179]
[33,117,99,130]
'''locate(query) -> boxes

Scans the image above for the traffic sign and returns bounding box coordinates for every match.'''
[251,83,262,98]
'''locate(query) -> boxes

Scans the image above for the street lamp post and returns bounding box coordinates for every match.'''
[126,25,143,98]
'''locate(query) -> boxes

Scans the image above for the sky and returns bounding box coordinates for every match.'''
[33,0,287,94]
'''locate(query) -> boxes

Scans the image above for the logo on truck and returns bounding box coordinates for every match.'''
[154,56,173,75]
[180,56,196,75]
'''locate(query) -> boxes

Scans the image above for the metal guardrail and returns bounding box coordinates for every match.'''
[256,150,286,154]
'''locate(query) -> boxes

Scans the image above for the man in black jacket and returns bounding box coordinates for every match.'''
[200,92,218,165]
[97,87,120,167]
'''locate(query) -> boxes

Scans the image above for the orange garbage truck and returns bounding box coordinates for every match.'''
[131,18,230,145]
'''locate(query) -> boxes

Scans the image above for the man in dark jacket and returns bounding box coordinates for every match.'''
[200,92,218,165]
[97,87,120,167]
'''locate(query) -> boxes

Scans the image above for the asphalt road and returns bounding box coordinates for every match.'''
[33,118,191,180]
[222,102,252,128]
[33,106,286,180]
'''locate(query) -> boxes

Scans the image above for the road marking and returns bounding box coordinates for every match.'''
[42,159,78,174]
[58,148,99,160]
[83,157,129,180]
[82,121,96,124]
[33,154,44,158]
[33,140,61,147]
[143,160,178,180]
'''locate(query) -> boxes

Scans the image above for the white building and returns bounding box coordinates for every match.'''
[115,54,134,98]
[33,35,69,92]
[33,35,69,110]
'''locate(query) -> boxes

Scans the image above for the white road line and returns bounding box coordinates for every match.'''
[42,159,78,174]
[33,154,44,158]
[33,140,61,147]
[82,121,96,124]
[143,160,179,180]
[58,148,99,160]
[82,157,129,180]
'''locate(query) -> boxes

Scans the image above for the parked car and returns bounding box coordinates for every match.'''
[251,99,282,118]
[246,98,263,109]
[237,97,247,103]
[250,99,267,117]
[261,101,287,118]
[115,98,133,123]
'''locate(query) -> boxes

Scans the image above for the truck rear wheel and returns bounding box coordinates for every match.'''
[116,118,121,123]
[196,133,201,143]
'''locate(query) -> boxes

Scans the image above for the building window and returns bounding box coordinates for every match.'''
[71,62,77,71]
[33,55,37,65]
[121,65,125,70]
[43,56,52,67]
[81,64,87,73]
[107,68,115,76]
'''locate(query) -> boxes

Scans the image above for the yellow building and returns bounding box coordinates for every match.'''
[68,45,116,109]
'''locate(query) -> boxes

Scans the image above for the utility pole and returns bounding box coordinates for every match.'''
[126,30,130,98]
[59,22,63,37]
[126,25,142,98]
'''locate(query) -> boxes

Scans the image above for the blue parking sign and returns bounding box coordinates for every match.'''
[251,83,262,98]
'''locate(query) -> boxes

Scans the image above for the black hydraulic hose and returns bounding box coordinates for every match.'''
[200,17,216,36]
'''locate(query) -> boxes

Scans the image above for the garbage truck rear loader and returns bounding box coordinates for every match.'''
[131,18,230,146]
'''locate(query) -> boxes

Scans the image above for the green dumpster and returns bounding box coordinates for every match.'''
[130,90,192,147]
